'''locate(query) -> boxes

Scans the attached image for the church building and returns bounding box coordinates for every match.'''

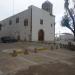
[0,1,55,42]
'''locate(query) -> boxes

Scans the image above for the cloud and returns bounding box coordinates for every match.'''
[0,0,64,20]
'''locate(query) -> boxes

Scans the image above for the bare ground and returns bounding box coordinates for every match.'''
[0,42,75,75]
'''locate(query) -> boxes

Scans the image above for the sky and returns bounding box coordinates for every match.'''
[0,0,74,35]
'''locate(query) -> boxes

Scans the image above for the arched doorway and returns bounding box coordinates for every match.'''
[38,29,44,41]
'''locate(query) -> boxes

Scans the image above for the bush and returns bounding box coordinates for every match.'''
[68,42,75,51]
[56,45,58,49]
[60,43,63,48]
[50,45,54,50]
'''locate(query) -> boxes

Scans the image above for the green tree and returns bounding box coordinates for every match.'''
[61,0,75,41]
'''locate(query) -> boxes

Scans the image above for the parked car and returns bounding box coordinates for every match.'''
[1,36,17,43]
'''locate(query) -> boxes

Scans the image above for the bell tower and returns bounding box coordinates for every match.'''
[42,0,53,15]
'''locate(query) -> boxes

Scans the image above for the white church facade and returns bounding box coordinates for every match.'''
[0,1,55,42]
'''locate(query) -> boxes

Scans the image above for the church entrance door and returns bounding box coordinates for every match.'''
[38,29,44,41]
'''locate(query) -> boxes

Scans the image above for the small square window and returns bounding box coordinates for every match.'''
[9,20,12,25]
[40,19,43,24]
[16,17,19,23]
[24,19,28,26]
[51,24,52,27]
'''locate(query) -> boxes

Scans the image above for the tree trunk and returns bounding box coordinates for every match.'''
[74,24,75,41]
[74,23,75,41]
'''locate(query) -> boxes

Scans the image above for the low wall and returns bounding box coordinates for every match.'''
[55,41,75,51]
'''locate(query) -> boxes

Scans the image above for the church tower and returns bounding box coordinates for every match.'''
[42,0,53,15]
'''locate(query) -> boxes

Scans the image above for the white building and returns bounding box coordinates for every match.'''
[0,1,55,42]
[59,33,74,41]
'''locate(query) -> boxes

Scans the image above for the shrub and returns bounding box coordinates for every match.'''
[68,42,75,51]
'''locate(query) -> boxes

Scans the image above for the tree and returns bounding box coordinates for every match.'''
[61,0,75,41]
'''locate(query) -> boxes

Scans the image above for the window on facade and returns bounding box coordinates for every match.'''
[51,24,52,27]
[16,17,19,23]
[9,20,12,25]
[40,19,43,24]
[24,19,28,26]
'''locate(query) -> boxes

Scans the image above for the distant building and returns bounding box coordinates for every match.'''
[0,1,55,42]
[59,33,74,41]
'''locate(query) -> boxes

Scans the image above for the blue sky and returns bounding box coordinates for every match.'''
[0,0,73,34]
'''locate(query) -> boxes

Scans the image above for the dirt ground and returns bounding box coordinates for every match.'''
[0,42,75,75]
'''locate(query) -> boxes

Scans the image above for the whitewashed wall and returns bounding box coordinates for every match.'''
[32,6,55,41]
[0,7,31,41]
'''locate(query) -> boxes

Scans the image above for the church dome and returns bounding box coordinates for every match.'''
[42,1,53,15]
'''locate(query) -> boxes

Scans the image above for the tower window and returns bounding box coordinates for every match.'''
[40,19,43,24]
[9,20,12,25]
[24,19,28,26]
[16,17,19,23]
